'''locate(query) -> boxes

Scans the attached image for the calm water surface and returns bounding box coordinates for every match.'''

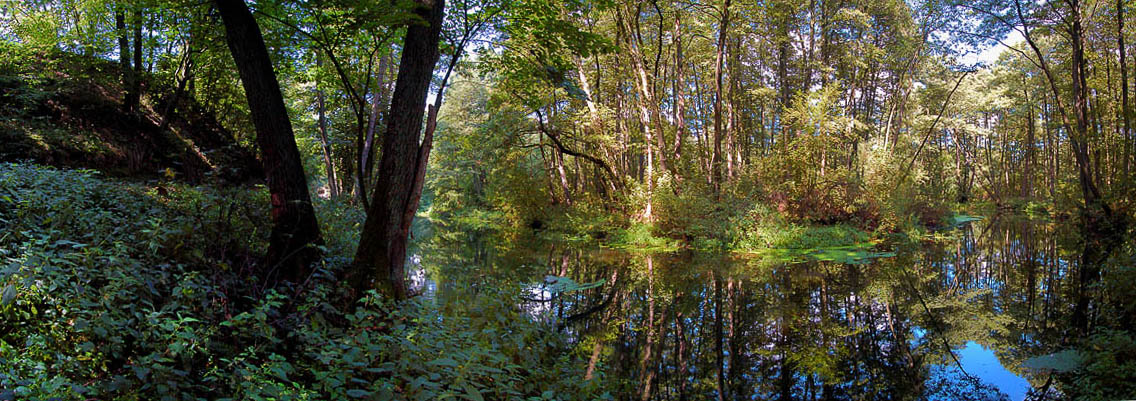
[411,215,1117,400]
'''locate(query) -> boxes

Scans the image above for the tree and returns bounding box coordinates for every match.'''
[116,6,132,112]
[215,0,322,284]
[126,6,142,111]
[352,0,445,300]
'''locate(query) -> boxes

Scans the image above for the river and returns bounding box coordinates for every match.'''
[409,214,1128,400]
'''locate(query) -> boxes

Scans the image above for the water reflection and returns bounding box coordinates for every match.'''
[952,341,1030,401]
[412,214,1128,400]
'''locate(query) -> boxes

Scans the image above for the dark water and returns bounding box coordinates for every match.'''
[411,215,1132,400]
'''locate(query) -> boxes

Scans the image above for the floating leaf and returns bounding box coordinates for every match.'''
[946,214,984,227]
[807,246,895,264]
[544,276,604,294]
[1023,349,1082,373]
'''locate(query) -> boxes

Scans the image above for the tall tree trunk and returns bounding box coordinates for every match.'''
[316,56,339,198]
[712,0,731,198]
[727,34,741,179]
[128,7,142,111]
[618,5,658,220]
[1044,95,1056,197]
[116,9,132,112]
[215,0,322,283]
[1068,1,1106,213]
[1024,80,1035,199]
[672,12,687,170]
[352,0,444,300]
[1015,0,1108,217]
[777,38,791,142]
[1119,0,1132,181]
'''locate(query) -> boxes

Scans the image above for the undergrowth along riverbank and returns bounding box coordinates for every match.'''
[0,163,608,400]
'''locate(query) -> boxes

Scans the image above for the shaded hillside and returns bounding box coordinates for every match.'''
[0,46,261,183]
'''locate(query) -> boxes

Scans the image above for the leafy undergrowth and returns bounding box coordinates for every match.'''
[0,163,607,400]
[604,222,682,252]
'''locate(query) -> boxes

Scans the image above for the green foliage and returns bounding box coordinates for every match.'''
[210,289,608,401]
[481,0,614,107]
[607,222,679,251]
[1064,329,1136,399]
[651,181,750,249]
[0,163,607,400]
[0,163,269,400]
[730,203,870,250]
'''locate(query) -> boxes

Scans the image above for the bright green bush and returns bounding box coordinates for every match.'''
[608,222,678,251]
[730,203,870,251]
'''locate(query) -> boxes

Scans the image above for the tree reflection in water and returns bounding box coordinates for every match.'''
[412,215,1134,400]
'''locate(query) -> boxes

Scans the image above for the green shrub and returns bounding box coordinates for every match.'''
[731,203,870,251]
[608,222,678,251]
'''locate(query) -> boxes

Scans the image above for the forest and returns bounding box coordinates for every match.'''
[0,0,1134,399]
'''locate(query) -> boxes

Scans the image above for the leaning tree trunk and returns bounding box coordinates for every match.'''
[352,0,445,300]
[215,0,322,284]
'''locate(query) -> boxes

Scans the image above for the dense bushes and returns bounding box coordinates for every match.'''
[647,180,872,252]
[0,163,605,400]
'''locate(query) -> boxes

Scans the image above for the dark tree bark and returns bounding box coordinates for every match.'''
[1067,2,1103,211]
[127,7,143,111]
[1119,0,1131,180]
[215,0,322,284]
[672,11,686,169]
[712,0,730,198]
[115,9,132,112]
[351,0,445,300]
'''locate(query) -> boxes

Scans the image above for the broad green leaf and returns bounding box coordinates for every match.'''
[429,357,459,367]
[462,382,485,401]
[346,389,371,398]
[1023,350,1082,373]
[0,285,15,306]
